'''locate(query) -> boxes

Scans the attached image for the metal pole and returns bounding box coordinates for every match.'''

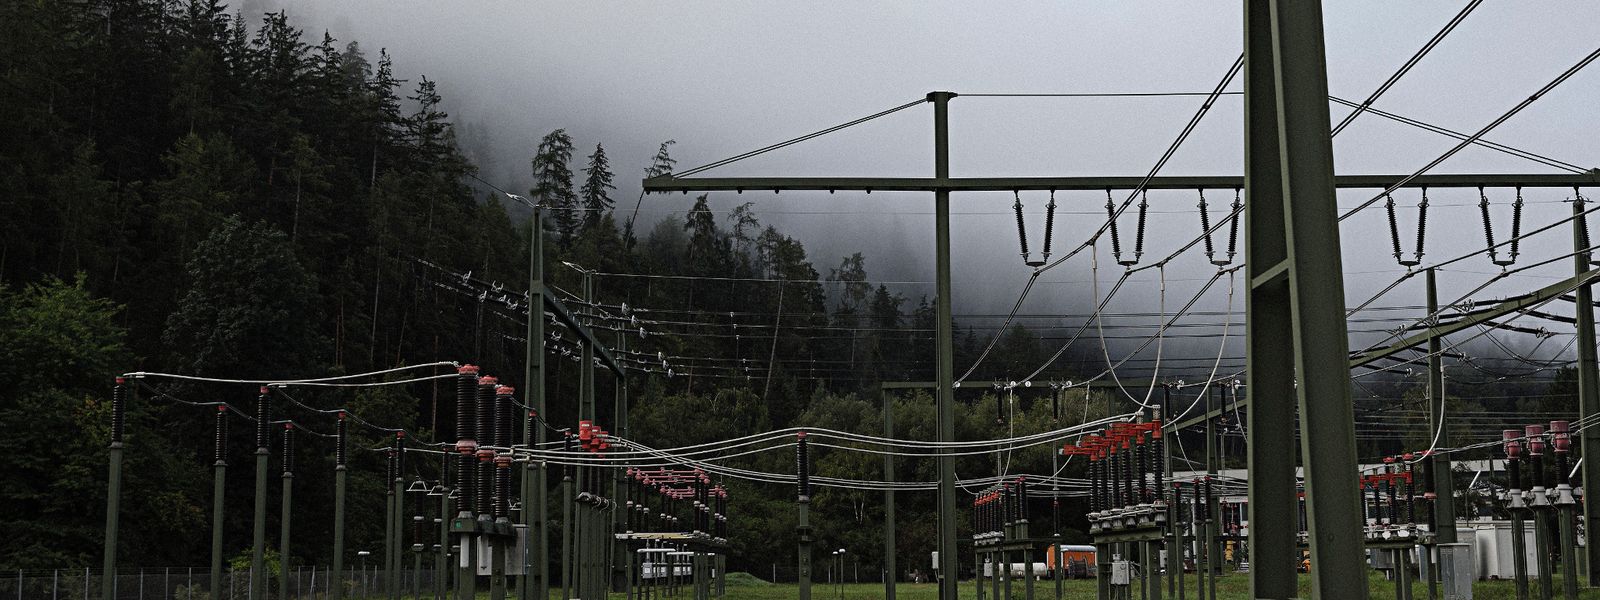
[102,379,127,600]
[883,389,896,600]
[385,458,397,600]
[280,424,295,600]
[333,414,348,600]
[1243,1,1368,598]
[614,334,630,596]
[521,203,547,600]
[1572,193,1600,589]
[251,388,270,600]
[798,432,813,600]
[929,89,959,600]
[212,406,229,600]
[561,442,573,600]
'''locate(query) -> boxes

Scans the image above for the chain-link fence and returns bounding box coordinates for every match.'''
[0,568,442,600]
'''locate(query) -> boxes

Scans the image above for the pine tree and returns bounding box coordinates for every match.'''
[626,140,676,248]
[579,143,615,230]
[530,129,577,245]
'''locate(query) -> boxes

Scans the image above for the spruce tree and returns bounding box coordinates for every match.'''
[530,129,577,245]
[579,143,616,230]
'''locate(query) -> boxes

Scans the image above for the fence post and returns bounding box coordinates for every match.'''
[83,568,89,600]
[56,569,61,600]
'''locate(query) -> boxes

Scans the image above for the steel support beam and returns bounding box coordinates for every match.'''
[1427,268,1458,549]
[642,174,1599,194]
[524,204,547,600]
[542,285,623,378]
[1245,1,1367,598]
[883,389,896,600]
[1174,264,1600,433]
[930,90,960,600]
[1575,196,1600,588]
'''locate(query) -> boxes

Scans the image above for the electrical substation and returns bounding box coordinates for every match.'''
[76,2,1600,600]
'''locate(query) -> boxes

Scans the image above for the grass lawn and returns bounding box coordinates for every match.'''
[641,570,1600,599]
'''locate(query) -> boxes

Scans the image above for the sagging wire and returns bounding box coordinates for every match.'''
[122,361,458,386]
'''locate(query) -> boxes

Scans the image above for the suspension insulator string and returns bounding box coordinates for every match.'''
[1414,187,1429,266]
[1013,191,1033,265]
[1480,186,1500,265]
[1132,190,1149,265]
[1105,189,1125,263]
[1386,193,1405,264]
[1198,188,1216,262]
[1386,189,1428,268]
[1509,187,1525,262]
[1041,190,1057,262]
[1224,188,1241,265]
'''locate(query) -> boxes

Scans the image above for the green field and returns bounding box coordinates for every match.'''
[653,572,1600,599]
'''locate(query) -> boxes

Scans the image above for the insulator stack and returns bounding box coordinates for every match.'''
[796,431,810,500]
[111,378,127,444]
[335,412,347,466]
[1013,192,1030,261]
[494,385,516,519]
[1041,191,1057,260]
[1224,189,1241,263]
[282,424,295,474]
[214,406,228,465]
[1504,429,1524,498]
[1133,190,1149,261]
[1105,189,1124,261]
[1415,188,1430,264]
[454,365,479,512]
[1199,189,1215,260]
[476,376,497,516]
[1401,454,1416,525]
[256,386,270,449]
[1527,424,1546,492]
[1386,194,1404,262]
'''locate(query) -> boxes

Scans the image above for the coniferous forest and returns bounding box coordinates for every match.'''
[0,0,1578,585]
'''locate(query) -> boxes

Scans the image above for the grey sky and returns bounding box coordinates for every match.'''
[252,1,1599,379]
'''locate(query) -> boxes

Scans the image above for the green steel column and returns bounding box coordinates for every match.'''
[929,89,959,600]
[280,425,295,600]
[1561,501,1579,600]
[385,472,397,600]
[413,532,424,600]
[524,203,547,600]
[1427,268,1458,549]
[1243,1,1368,598]
[562,456,573,600]
[798,500,812,600]
[1513,504,1531,600]
[211,406,229,600]
[1572,194,1600,588]
[1242,3,1297,597]
[252,387,271,600]
[798,432,813,600]
[102,379,127,600]
[1537,508,1554,600]
[614,335,630,595]
[1205,390,1219,595]
[883,390,896,600]
[333,414,348,600]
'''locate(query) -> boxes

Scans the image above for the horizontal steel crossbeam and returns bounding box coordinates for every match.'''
[644,173,1599,194]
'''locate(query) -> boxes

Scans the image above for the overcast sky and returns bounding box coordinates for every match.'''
[247,1,1600,380]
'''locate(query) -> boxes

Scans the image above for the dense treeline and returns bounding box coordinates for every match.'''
[0,0,1574,583]
[0,0,1098,580]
